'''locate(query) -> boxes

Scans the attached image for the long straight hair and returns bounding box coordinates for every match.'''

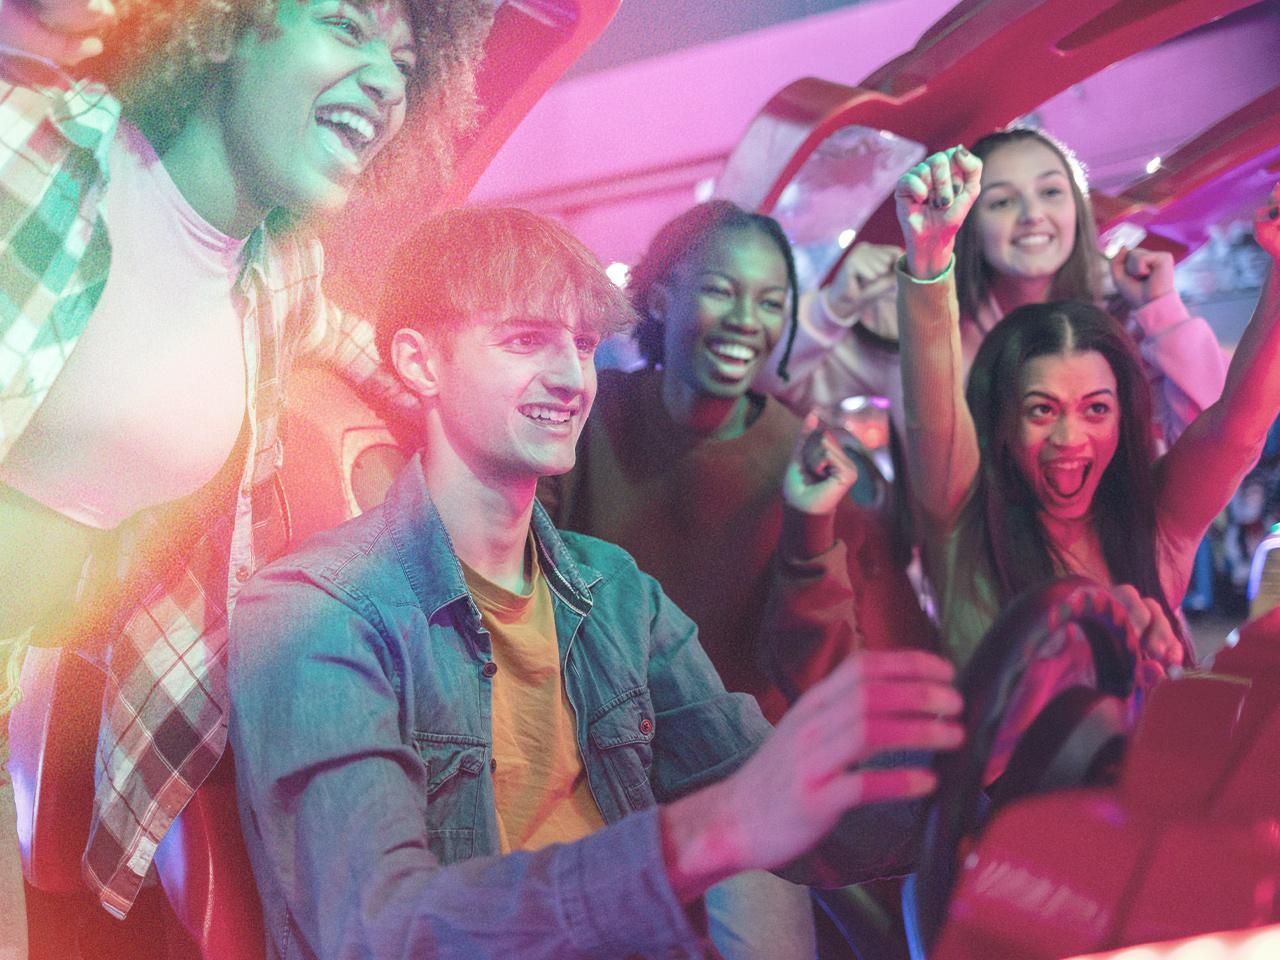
[954,128,1105,321]
[959,299,1184,645]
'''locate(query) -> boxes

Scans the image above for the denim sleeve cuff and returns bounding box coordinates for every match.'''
[553,808,707,959]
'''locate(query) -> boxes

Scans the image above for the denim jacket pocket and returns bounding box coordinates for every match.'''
[412,732,488,864]
[587,686,656,814]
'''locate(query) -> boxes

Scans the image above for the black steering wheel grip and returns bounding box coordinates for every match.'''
[911,576,1137,953]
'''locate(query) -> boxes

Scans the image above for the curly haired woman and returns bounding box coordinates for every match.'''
[0,0,490,949]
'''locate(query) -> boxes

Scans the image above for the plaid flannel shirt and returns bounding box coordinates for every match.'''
[0,55,410,917]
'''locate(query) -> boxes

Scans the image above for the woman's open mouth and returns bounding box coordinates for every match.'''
[314,106,381,175]
[1043,458,1090,500]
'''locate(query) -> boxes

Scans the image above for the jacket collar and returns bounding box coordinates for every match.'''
[386,453,598,625]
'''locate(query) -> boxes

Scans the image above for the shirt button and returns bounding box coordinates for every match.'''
[639,718,654,736]
[481,661,498,679]
[234,565,251,583]
[490,758,498,773]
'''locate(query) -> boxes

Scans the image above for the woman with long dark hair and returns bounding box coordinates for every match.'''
[894,147,1280,669]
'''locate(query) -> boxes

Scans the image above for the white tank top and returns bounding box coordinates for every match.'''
[0,121,248,529]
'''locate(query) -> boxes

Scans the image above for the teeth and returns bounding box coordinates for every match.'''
[317,108,376,147]
[522,405,571,424]
[708,341,756,362]
[1014,235,1052,248]
[1044,460,1088,497]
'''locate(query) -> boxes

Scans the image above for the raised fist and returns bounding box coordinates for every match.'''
[895,145,983,280]
[823,242,904,340]
[1110,247,1177,310]
[782,413,860,519]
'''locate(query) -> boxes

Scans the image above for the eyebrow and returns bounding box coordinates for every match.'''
[983,170,1072,191]
[695,269,788,293]
[489,316,564,333]
[1023,388,1116,401]
[487,315,606,341]
[341,0,419,56]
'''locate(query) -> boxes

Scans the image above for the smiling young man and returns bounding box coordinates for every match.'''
[0,0,491,941]
[227,207,965,959]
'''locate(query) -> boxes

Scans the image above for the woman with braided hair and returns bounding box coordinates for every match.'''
[541,200,941,960]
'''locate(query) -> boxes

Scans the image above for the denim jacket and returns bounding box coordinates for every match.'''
[227,454,774,959]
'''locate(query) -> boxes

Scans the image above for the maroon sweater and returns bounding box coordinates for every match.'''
[541,368,935,721]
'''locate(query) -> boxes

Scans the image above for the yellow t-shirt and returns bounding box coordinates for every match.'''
[461,543,606,853]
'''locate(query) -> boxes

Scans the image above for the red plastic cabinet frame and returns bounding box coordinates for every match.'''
[716,0,1260,266]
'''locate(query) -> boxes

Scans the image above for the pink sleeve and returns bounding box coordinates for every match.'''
[1130,291,1228,444]
[1156,271,1280,548]
[753,290,899,414]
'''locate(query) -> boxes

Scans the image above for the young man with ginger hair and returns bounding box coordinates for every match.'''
[228,207,965,959]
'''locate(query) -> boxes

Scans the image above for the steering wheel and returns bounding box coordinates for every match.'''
[910,576,1137,954]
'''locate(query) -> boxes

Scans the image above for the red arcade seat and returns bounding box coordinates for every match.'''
[9,645,100,896]
[920,600,1280,960]
[150,755,266,960]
